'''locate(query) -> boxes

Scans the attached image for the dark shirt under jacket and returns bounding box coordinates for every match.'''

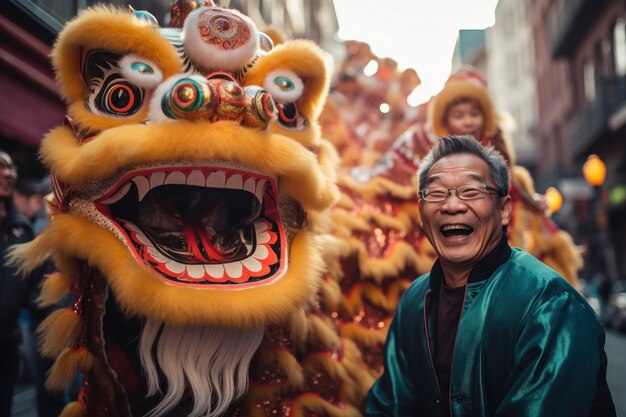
[431,237,511,417]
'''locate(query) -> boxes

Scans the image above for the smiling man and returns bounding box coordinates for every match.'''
[365,136,616,417]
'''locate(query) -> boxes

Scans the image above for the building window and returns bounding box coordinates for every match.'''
[614,18,626,76]
[583,59,596,102]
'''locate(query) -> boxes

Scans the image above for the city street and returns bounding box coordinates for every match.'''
[606,330,626,416]
[10,329,626,416]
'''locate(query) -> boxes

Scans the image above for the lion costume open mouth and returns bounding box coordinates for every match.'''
[93,164,287,287]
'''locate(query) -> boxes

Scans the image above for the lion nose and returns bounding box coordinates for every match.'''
[159,75,275,128]
[162,77,218,120]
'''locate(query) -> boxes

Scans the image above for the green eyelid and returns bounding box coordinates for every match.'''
[131,62,155,74]
[274,76,294,91]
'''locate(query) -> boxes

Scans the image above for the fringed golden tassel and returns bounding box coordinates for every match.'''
[46,347,94,391]
[339,323,387,347]
[293,394,361,417]
[307,315,340,348]
[59,401,86,417]
[274,350,304,387]
[340,339,376,401]
[37,273,75,307]
[37,308,81,357]
[302,350,349,382]
[289,308,309,348]
[319,277,341,311]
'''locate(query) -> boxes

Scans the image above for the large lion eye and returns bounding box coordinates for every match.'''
[83,51,147,117]
[96,77,143,116]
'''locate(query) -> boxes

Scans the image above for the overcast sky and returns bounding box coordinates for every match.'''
[333,0,500,105]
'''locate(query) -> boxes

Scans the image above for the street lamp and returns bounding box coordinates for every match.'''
[582,154,608,285]
[583,154,606,187]
[544,186,563,214]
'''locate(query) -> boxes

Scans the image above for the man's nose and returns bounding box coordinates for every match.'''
[440,192,468,212]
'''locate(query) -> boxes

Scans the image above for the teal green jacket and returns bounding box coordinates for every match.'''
[366,247,615,417]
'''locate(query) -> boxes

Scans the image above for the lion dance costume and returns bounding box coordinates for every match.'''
[9,2,372,416]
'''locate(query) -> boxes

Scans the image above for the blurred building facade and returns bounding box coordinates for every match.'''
[530,0,576,188]
[486,0,538,169]
[471,0,626,280]
[528,0,626,281]
[0,0,339,177]
[0,1,63,178]
[549,0,626,280]
[227,0,340,58]
[452,29,487,75]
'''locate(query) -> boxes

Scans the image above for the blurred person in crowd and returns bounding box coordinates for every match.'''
[366,136,615,417]
[13,176,51,235]
[1,149,32,417]
[0,150,63,417]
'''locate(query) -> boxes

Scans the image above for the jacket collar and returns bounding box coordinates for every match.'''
[428,235,511,292]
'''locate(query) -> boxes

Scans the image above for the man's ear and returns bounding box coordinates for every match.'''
[500,195,513,226]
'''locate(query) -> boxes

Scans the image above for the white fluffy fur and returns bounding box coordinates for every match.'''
[139,318,263,417]
[119,54,163,89]
[182,7,259,72]
[263,69,304,104]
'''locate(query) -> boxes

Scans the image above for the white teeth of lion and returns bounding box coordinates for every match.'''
[149,172,165,189]
[100,182,132,204]
[225,173,243,190]
[254,220,269,233]
[243,177,257,201]
[123,220,141,233]
[186,264,205,279]
[253,245,269,260]
[256,232,270,244]
[224,262,243,278]
[206,171,226,188]
[204,264,225,279]
[242,257,262,272]
[165,260,185,275]
[146,246,168,263]
[134,229,152,246]
[187,170,205,187]
[164,171,186,185]
[255,180,266,204]
[133,176,150,201]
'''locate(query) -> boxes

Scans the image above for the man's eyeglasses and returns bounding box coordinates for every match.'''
[419,183,505,202]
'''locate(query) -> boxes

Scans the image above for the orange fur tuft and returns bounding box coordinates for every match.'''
[37,308,81,358]
[4,234,51,275]
[59,401,86,417]
[37,273,75,307]
[46,348,94,391]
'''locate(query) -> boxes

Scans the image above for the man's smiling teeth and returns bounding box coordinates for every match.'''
[442,224,472,232]
[441,224,473,237]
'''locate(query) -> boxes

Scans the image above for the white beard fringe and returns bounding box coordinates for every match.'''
[138,318,264,417]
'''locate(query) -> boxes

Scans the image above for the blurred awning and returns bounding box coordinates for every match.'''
[0,14,64,147]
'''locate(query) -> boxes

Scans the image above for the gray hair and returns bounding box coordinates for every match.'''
[417,135,510,195]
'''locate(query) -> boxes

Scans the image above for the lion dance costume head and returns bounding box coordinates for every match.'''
[9,2,378,416]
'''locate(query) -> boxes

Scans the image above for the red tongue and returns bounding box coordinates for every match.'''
[182,223,225,262]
